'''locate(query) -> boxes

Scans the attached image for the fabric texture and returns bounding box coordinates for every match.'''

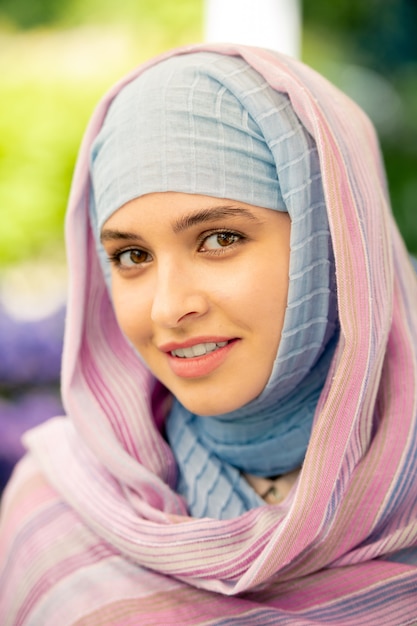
[90,53,285,231]
[90,52,338,520]
[1,43,417,625]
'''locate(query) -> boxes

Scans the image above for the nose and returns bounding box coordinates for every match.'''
[150,259,209,328]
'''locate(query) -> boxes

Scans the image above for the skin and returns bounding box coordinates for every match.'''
[101,192,291,416]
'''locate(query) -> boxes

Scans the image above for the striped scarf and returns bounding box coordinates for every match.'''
[1,43,417,625]
[89,51,339,520]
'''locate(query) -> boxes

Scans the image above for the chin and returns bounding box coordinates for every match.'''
[176,390,254,417]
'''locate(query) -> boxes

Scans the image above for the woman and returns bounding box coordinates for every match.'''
[1,43,417,625]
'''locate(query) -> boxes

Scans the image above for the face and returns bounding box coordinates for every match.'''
[101,192,291,416]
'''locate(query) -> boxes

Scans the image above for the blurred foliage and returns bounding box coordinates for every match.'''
[0,1,203,266]
[0,0,64,29]
[303,0,417,256]
[0,0,416,269]
[0,67,97,263]
[303,0,417,71]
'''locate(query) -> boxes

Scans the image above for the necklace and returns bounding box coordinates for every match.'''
[244,468,300,504]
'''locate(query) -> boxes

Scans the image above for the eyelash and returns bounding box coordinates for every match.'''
[107,229,245,270]
[197,229,245,253]
[108,248,150,270]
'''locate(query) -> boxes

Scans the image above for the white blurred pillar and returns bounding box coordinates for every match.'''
[204,0,301,58]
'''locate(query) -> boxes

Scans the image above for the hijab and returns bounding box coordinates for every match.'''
[89,52,338,518]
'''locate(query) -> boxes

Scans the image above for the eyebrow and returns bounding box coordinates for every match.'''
[100,205,260,243]
[172,206,260,233]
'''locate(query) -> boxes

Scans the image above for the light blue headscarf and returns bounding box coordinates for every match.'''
[90,52,338,519]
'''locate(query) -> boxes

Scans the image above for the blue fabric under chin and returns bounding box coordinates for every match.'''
[166,332,338,519]
[89,52,339,519]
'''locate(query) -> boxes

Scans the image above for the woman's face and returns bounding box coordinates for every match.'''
[101,192,290,416]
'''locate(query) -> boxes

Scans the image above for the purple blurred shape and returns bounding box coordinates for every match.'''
[0,303,66,492]
[0,388,64,492]
[0,304,65,387]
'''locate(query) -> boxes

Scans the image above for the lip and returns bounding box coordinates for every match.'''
[161,337,239,379]
[159,336,234,353]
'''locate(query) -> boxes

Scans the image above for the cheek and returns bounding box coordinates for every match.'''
[111,285,150,346]
[266,270,289,321]
[225,258,288,317]
[247,262,289,353]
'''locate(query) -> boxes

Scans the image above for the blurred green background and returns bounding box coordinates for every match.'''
[0,0,416,273]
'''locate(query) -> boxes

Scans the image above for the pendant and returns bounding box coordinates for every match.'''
[261,484,282,504]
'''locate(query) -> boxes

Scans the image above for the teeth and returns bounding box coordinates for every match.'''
[171,341,228,358]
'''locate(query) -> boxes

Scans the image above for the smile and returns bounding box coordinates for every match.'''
[165,339,238,378]
[171,341,228,358]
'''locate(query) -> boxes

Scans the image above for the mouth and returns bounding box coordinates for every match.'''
[160,338,238,378]
[170,341,229,359]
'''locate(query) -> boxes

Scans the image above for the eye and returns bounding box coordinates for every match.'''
[201,231,241,251]
[112,248,151,268]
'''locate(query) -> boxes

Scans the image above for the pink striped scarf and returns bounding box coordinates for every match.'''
[1,43,417,625]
